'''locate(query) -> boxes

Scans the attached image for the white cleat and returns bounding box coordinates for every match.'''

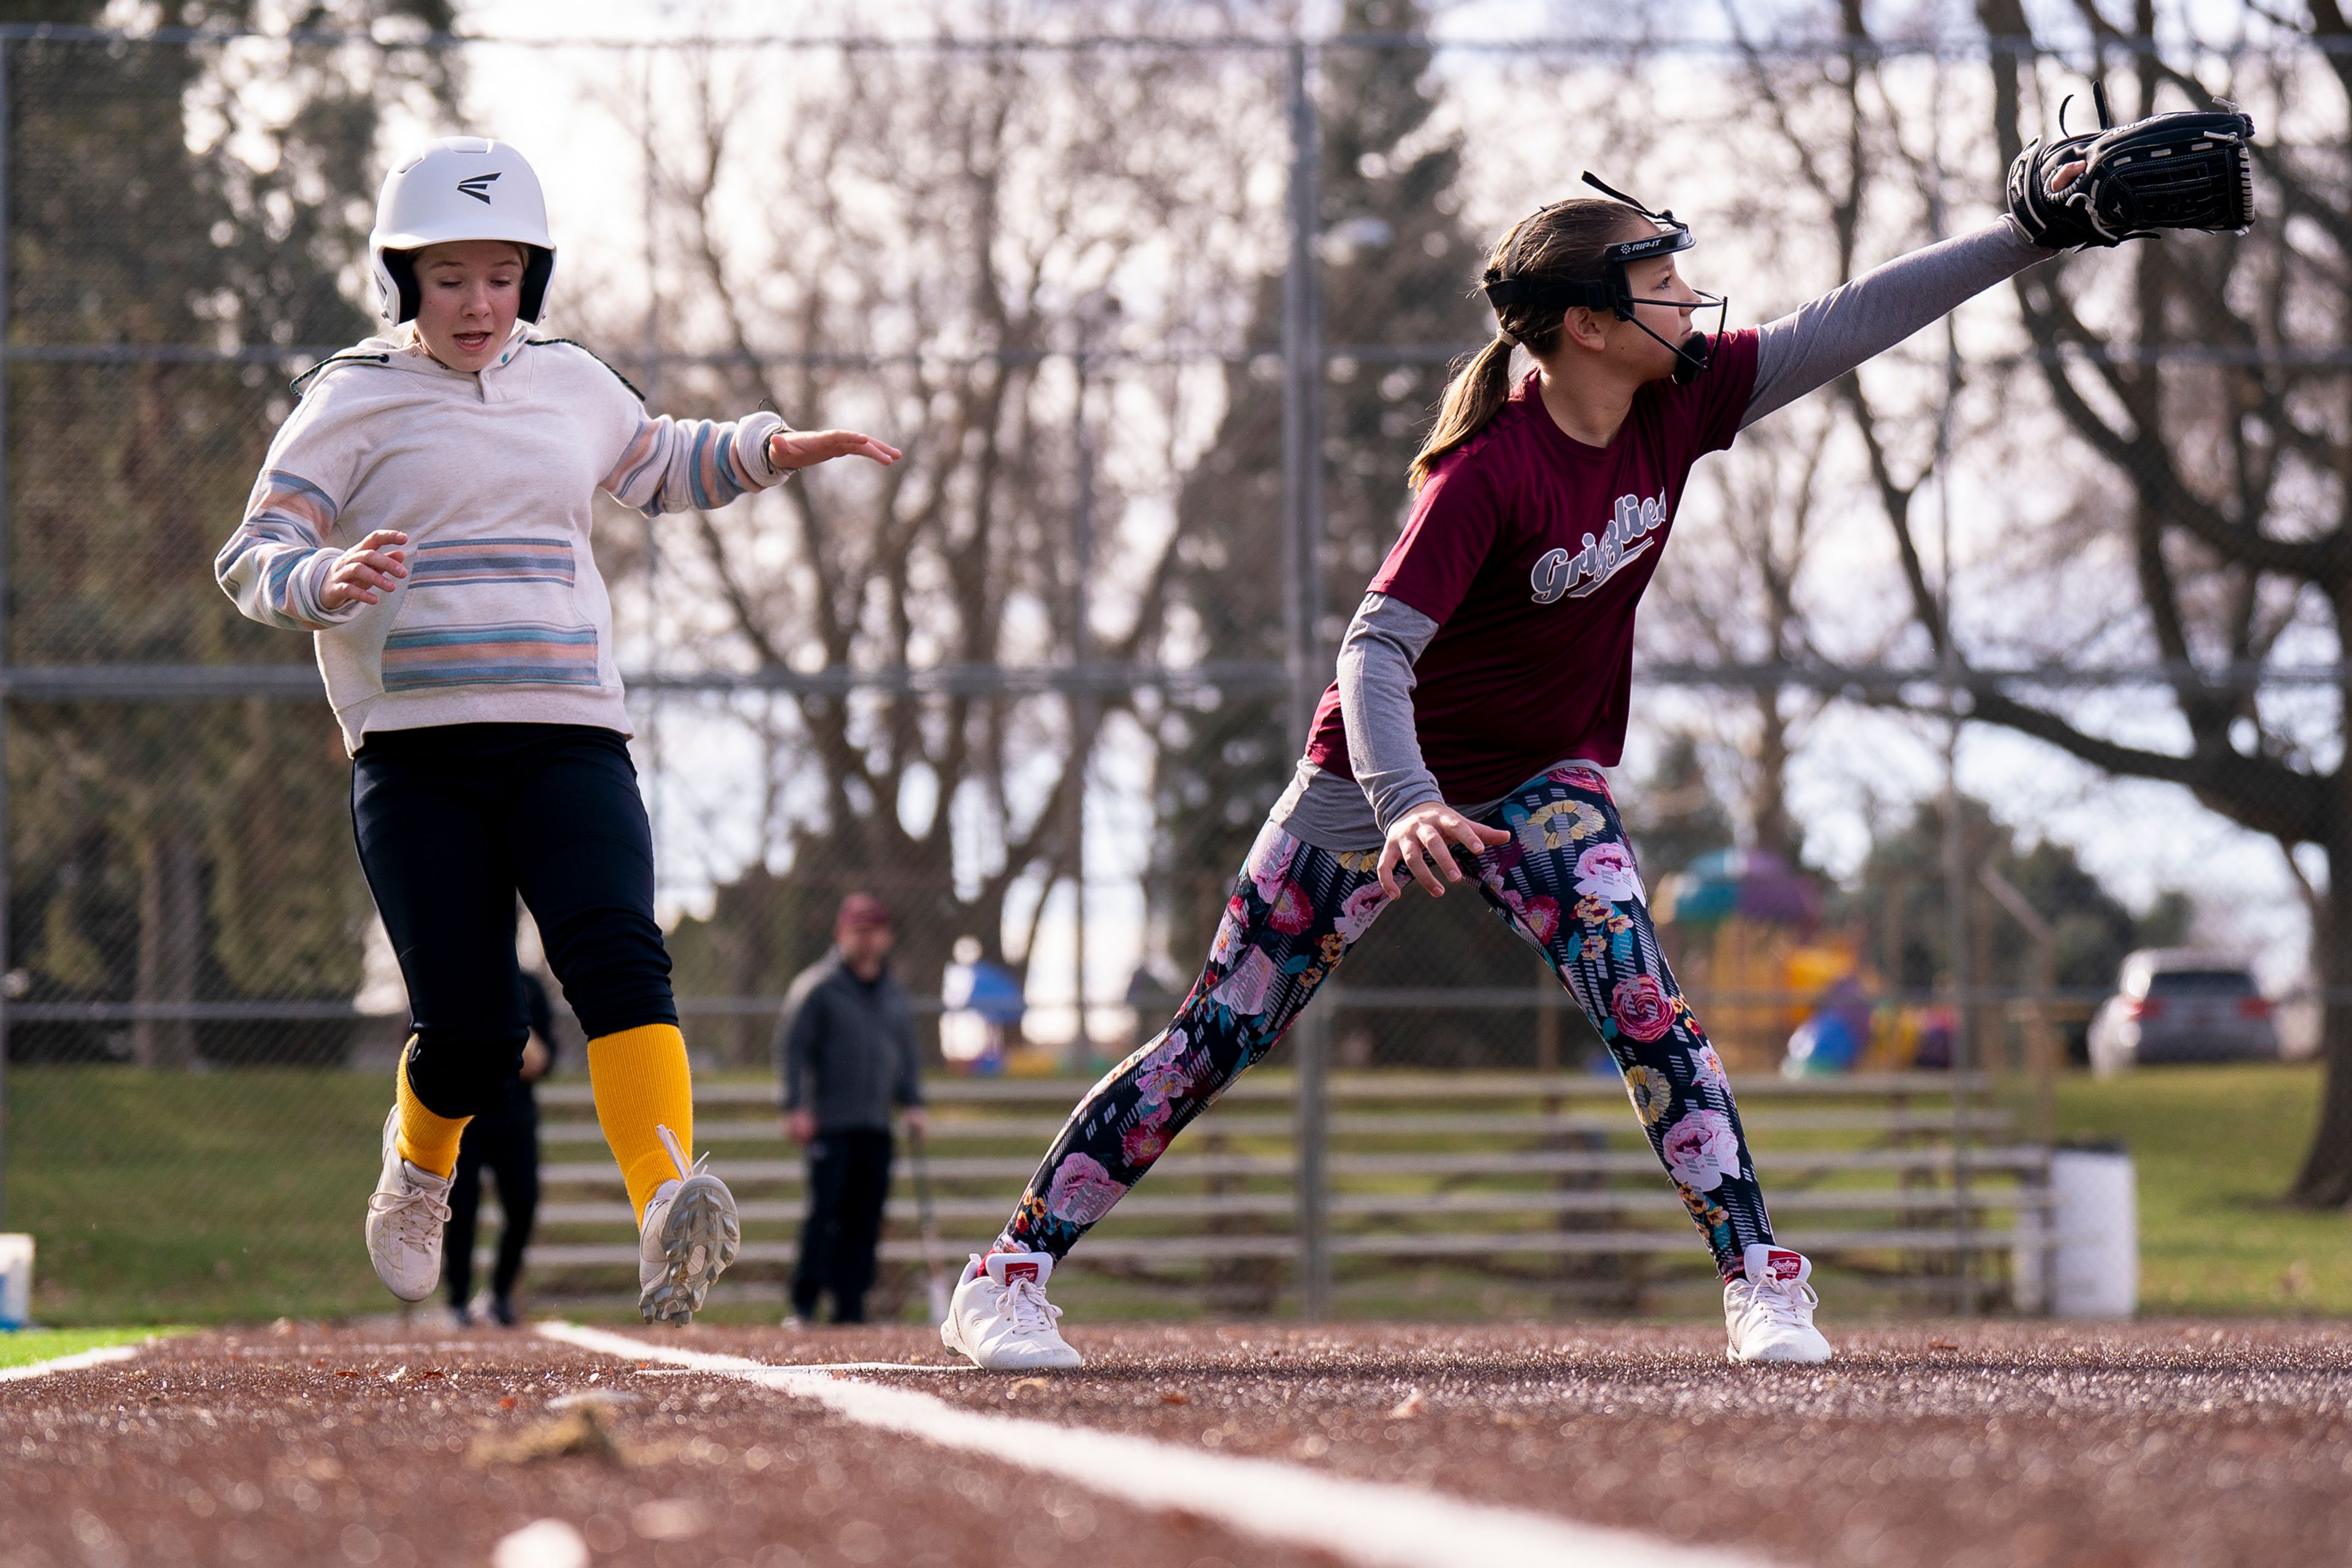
[638,1124,741,1325]
[365,1109,452,1303]
[941,1250,1083,1371]
[1725,1243,1834,1365]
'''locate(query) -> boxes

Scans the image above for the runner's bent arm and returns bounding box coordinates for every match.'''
[216,383,377,629]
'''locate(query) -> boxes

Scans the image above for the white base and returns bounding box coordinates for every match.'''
[0,1234,32,1329]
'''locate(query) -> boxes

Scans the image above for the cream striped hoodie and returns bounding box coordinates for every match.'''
[216,322,790,753]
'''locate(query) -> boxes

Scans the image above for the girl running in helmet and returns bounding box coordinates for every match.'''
[216,137,899,1322]
[943,175,2082,1370]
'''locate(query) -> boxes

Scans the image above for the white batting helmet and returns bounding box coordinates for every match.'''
[368,137,556,324]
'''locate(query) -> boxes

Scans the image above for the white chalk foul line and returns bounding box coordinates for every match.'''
[0,1343,144,1383]
[540,1322,1785,1568]
[630,1360,973,1376]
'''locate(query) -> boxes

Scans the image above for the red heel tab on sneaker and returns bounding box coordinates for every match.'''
[984,1251,1053,1288]
[1741,1242,1809,1284]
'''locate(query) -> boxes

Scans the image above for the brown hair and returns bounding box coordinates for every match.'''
[1408,198,1647,488]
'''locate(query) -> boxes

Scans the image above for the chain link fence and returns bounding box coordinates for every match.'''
[2,10,2345,1321]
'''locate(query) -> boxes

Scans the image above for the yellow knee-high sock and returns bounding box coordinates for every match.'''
[393,1047,470,1179]
[588,1022,696,1223]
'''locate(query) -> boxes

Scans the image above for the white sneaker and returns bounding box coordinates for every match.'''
[638,1125,741,1324]
[365,1109,453,1303]
[941,1251,1082,1371]
[1725,1243,1833,1365]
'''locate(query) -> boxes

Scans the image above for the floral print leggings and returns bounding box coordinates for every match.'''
[992,762,1776,1278]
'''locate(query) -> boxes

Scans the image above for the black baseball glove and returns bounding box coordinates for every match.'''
[2006,91,2256,251]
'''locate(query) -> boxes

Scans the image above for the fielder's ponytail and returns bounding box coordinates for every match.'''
[1408,197,1650,488]
[1409,333,1518,489]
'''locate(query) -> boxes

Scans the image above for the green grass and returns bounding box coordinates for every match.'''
[2029,1061,2352,1316]
[6,1067,389,1325]
[10,1062,2352,1324]
[0,1325,187,1369]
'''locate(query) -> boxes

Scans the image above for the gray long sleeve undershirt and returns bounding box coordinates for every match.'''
[1273,217,2052,854]
[1740,216,2048,429]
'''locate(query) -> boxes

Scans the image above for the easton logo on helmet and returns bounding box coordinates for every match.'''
[455,172,500,203]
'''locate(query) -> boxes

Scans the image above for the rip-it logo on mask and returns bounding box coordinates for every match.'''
[1529,490,1668,603]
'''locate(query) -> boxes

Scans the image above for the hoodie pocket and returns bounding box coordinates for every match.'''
[378,535,601,693]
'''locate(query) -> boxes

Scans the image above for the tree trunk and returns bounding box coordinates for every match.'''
[1751,686,1796,864]
[2290,848,2352,1203]
[132,826,198,1069]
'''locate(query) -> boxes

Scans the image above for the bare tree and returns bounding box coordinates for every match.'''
[1957,2,2352,1200]
[1646,0,1969,875]
[1653,413,1839,864]
[588,12,1272,1040]
[1811,2,2352,1199]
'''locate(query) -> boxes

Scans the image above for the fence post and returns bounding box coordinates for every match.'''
[1294,1011,1331,1318]
[1280,35,1329,1322]
[1921,70,1976,1316]
[634,45,668,931]
[1068,302,1103,1072]
[1278,36,1324,745]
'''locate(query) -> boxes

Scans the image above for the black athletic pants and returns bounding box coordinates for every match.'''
[351,723,677,1120]
[443,1085,541,1309]
[792,1129,894,1323]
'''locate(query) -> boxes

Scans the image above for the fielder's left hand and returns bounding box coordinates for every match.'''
[1377,801,1512,900]
[768,428,902,470]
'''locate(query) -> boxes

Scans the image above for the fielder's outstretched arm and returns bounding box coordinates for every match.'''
[1741,216,2053,429]
[1330,219,2060,840]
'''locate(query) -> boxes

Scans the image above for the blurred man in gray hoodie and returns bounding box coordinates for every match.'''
[778,894,928,1323]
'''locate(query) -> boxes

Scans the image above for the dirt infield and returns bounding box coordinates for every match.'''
[6,1319,2351,1567]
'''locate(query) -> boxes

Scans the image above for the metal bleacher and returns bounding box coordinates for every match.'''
[500,1069,2052,1316]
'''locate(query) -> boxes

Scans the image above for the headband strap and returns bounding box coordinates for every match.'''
[1481,273,1616,312]
[1480,170,1694,318]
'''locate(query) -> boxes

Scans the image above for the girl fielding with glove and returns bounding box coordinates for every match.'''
[216,137,899,1322]
[946,107,2254,1369]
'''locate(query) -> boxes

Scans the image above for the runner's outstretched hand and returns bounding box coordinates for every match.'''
[1378,801,1511,900]
[767,429,902,470]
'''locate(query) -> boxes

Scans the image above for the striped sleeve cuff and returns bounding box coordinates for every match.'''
[296,549,365,626]
[735,412,794,490]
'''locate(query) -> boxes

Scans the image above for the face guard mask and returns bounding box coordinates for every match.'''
[1480,171,1728,385]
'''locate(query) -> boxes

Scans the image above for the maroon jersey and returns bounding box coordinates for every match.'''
[1302,328,1760,804]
